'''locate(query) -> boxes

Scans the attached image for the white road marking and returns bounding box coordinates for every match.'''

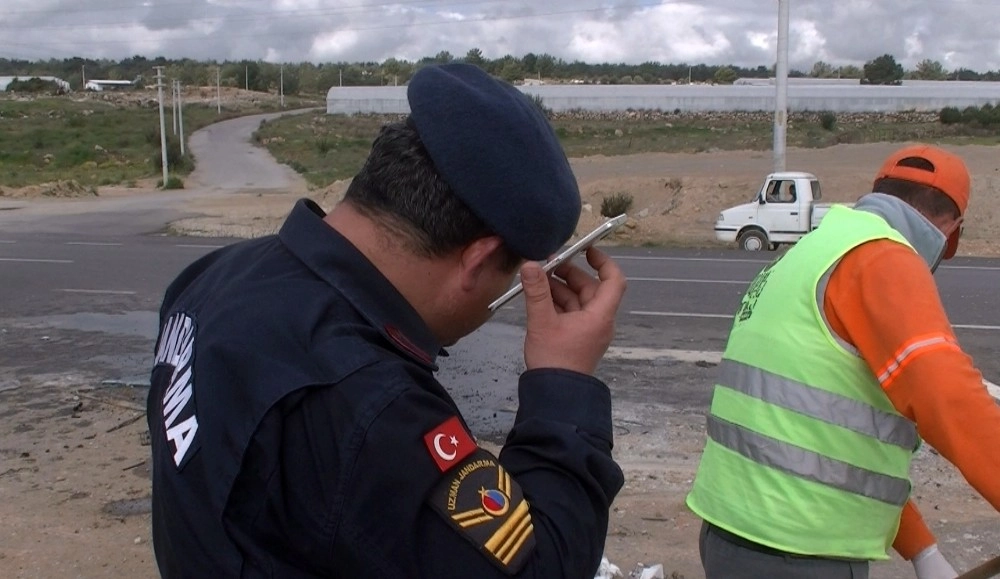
[0,257,72,263]
[606,347,722,364]
[613,256,770,264]
[612,255,1000,271]
[65,241,123,246]
[630,310,733,319]
[175,244,226,249]
[0,240,15,244]
[56,289,136,295]
[606,347,1000,401]
[630,310,999,331]
[629,277,749,285]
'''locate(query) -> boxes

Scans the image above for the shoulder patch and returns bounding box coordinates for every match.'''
[428,449,536,574]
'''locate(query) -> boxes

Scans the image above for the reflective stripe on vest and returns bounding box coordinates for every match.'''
[709,357,919,506]
[718,359,918,453]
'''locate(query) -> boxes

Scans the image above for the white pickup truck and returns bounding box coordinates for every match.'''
[714,171,845,251]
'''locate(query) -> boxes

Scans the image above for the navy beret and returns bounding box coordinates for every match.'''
[407,63,581,260]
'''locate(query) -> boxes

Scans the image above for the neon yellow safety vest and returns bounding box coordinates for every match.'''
[687,205,920,560]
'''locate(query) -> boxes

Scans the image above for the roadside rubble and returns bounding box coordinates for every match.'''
[596,556,667,579]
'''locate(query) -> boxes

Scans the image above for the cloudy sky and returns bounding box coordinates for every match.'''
[2,0,999,73]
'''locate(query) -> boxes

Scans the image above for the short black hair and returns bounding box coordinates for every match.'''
[872,176,960,220]
[344,121,522,272]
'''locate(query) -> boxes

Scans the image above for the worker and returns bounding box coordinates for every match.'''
[686,144,1000,578]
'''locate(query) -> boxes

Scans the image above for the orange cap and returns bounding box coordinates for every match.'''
[874,144,970,258]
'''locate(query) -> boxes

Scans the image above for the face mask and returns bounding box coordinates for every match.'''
[928,229,946,273]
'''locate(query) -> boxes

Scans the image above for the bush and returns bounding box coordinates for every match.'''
[150,138,191,172]
[976,103,1000,126]
[601,192,633,217]
[819,112,837,131]
[159,175,184,189]
[529,93,550,117]
[939,107,962,124]
[315,138,332,155]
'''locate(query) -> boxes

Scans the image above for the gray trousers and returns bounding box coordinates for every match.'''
[699,522,870,579]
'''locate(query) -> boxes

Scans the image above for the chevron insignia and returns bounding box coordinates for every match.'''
[428,448,536,574]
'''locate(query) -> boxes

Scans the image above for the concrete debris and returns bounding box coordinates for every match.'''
[629,563,665,579]
[595,556,623,578]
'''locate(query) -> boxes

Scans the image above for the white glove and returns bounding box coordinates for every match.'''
[912,544,958,579]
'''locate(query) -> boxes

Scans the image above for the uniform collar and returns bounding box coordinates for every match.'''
[277,199,441,370]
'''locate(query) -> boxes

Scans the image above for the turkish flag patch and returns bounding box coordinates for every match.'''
[424,416,476,472]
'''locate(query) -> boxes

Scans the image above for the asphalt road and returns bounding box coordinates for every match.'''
[1,109,998,444]
[2,226,998,439]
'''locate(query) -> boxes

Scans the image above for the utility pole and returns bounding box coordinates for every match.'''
[81,64,86,90]
[171,80,178,135]
[773,0,790,173]
[154,66,169,186]
[177,82,185,156]
[216,66,221,114]
[245,65,249,91]
[280,64,284,108]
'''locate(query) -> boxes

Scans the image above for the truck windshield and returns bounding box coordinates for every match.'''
[811,180,822,201]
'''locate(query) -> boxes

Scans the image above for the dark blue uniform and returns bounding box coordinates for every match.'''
[147,199,624,578]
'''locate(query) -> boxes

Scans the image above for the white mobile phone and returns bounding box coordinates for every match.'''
[488,213,628,312]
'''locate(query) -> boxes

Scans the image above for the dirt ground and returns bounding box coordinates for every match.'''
[2,143,999,578]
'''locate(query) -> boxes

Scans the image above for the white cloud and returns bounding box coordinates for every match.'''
[1,0,999,72]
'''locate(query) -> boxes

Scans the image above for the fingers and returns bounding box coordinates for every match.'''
[587,247,627,313]
[520,260,556,323]
[550,247,626,312]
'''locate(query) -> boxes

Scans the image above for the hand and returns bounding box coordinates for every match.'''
[912,544,958,579]
[521,247,626,375]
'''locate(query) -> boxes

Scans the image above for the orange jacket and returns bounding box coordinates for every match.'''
[824,239,1000,559]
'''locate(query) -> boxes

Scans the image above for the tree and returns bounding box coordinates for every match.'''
[463,48,485,67]
[838,65,863,79]
[713,66,738,85]
[862,54,904,85]
[497,55,523,83]
[522,52,538,75]
[536,53,557,79]
[810,61,835,78]
[912,59,947,80]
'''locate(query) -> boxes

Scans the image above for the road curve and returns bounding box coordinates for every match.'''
[0,108,320,236]
[187,108,319,191]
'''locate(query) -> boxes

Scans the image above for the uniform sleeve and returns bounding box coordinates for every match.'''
[825,240,1000,557]
[496,369,625,577]
[301,363,622,578]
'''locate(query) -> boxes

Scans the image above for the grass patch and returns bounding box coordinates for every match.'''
[253,110,1000,190]
[252,113,398,188]
[5,95,1000,191]
[0,93,321,188]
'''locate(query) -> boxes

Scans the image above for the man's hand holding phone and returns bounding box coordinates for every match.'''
[488,214,627,312]
[521,246,627,375]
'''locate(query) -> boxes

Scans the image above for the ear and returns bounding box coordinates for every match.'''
[458,236,505,291]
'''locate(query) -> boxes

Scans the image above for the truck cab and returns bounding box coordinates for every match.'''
[714,172,840,251]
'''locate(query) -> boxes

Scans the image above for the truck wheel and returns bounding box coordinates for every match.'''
[737,230,767,251]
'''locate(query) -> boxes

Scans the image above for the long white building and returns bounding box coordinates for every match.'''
[327,79,1000,115]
